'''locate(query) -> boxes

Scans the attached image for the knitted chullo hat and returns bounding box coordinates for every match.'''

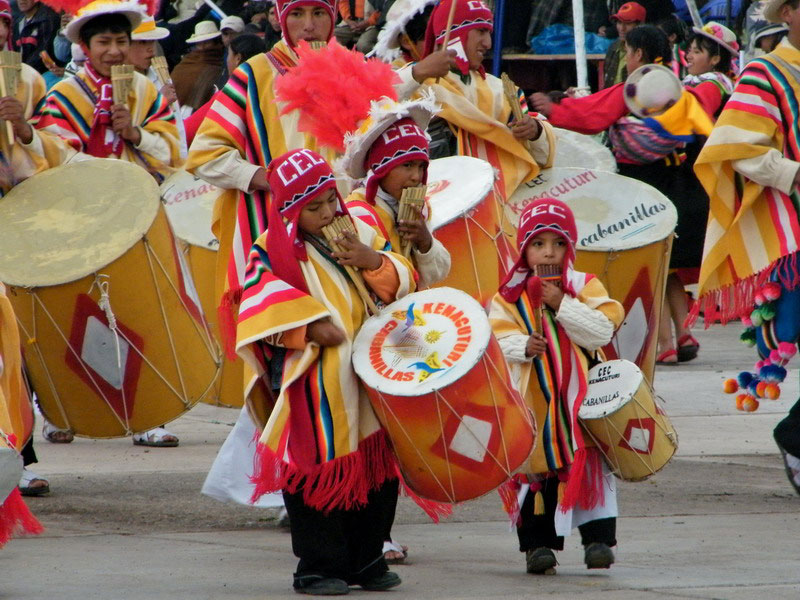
[422,0,493,76]
[275,0,336,48]
[0,0,11,49]
[499,197,578,302]
[265,148,348,292]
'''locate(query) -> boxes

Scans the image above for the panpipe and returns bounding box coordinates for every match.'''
[398,185,426,258]
[321,216,380,315]
[535,264,561,284]
[151,56,188,158]
[0,50,20,145]
[309,41,327,50]
[111,64,135,105]
[501,72,536,157]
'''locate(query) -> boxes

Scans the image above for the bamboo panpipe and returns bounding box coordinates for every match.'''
[535,264,562,282]
[398,185,426,258]
[501,72,536,157]
[0,51,21,145]
[309,41,327,50]
[111,64,135,105]
[151,56,170,86]
[321,216,380,315]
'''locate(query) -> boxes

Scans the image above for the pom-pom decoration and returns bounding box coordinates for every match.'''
[737,371,753,388]
[756,381,768,397]
[740,328,756,346]
[754,291,766,306]
[740,395,759,412]
[777,342,797,361]
[760,363,787,383]
[740,313,754,327]
[764,383,781,400]
[722,378,739,394]
[274,41,400,153]
[762,282,782,301]
[760,304,777,321]
[750,308,764,327]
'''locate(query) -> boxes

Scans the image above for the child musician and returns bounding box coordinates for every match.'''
[489,198,625,574]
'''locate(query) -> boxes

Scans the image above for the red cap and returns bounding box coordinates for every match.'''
[611,2,646,23]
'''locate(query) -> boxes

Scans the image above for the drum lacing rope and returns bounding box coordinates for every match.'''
[583,381,677,479]
[89,274,133,433]
[17,288,131,435]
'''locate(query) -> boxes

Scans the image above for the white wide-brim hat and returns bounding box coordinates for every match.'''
[373,0,436,63]
[623,64,683,119]
[64,0,145,43]
[132,15,170,41]
[337,91,439,180]
[764,0,792,24]
[186,20,222,44]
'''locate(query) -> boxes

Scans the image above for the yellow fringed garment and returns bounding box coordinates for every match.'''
[237,218,417,511]
[693,42,800,324]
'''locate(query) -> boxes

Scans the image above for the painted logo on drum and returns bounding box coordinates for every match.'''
[367,301,473,384]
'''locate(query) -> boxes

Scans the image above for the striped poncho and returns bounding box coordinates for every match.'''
[239,218,417,511]
[692,39,800,323]
[344,187,451,288]
[489,275,624,479]
[413,71,555,201]
[185,40,340,344]
[35,67,180,180]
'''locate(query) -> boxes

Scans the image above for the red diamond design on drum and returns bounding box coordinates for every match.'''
[619,417,656,454]
[430,403,503,473]
[65,294,144,422]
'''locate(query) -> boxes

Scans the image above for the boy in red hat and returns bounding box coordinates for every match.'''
[237,148,417,595]
[603,1,646,88]
[404,0,554,202]
[490,198,624,574]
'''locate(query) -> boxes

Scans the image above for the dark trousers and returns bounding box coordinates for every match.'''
[516,476,616,552]
[379,478,399,542]
[775,397,800,457]
[283,480,394,588]
[21,436,37,467]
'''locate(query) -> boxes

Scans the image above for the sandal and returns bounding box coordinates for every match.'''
[383,539,408,564]
[42,420,74,444]
[132,427,179,448]
[19,468,50,497]
[677,333,700,362]
[656,349,678,365]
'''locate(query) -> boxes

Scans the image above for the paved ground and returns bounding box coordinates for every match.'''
[3,321,799,599]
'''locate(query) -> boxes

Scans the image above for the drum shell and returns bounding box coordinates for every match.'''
[580,377,677,481]
[575,235,673,384]
[0,291,34,450]
[364,334,536,503]
[184,242,244,408]
[9,208,219,438]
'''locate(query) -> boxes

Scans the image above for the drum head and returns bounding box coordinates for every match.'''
[580,359,643,419]
[507,167,678,251]
[553,128,617,173]
[353,287,491,396]
[426,156,495,231]
[0,159,159,287]
[161,170,221,250]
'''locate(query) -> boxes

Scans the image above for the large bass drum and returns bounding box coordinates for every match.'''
[0,159,219,438]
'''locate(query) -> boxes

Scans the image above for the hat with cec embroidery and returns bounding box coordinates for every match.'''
[275,0,336,48]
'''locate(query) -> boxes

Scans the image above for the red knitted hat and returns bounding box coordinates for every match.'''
[265,149,348,292]
[275,0,336,48]
[422,0,493,76]
[499,198,578,302]
[364,117,430,204]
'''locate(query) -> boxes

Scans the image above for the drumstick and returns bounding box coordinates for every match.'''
[398,185,426,258]
[501,73,536,157]
[322,217,380,315]
[435,0,459,83]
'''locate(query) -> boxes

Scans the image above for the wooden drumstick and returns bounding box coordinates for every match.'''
[435,0,459,83]
[322,217,380,315]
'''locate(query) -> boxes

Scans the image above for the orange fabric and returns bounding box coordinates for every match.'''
[338,0,379,22]
[362,255,400,304]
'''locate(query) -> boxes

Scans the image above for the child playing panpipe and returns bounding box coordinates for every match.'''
[236,148,418,596]
[342,96,451,290]
[489,198,625,574]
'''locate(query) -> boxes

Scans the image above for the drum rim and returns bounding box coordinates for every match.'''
[0,159,160,287]
[161,170,221,250]
[579,358,645,419]
[508,167,678,252]
[352,287,492,397]
[426,156,496,230]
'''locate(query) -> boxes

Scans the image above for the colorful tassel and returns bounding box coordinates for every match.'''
[533,491,545,516]
[0,488,43,548]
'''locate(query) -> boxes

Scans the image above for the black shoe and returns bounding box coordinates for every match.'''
[294,577,350,596]
[358,571,401,591]
[525,547,557,574]
[584,542,615,569]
